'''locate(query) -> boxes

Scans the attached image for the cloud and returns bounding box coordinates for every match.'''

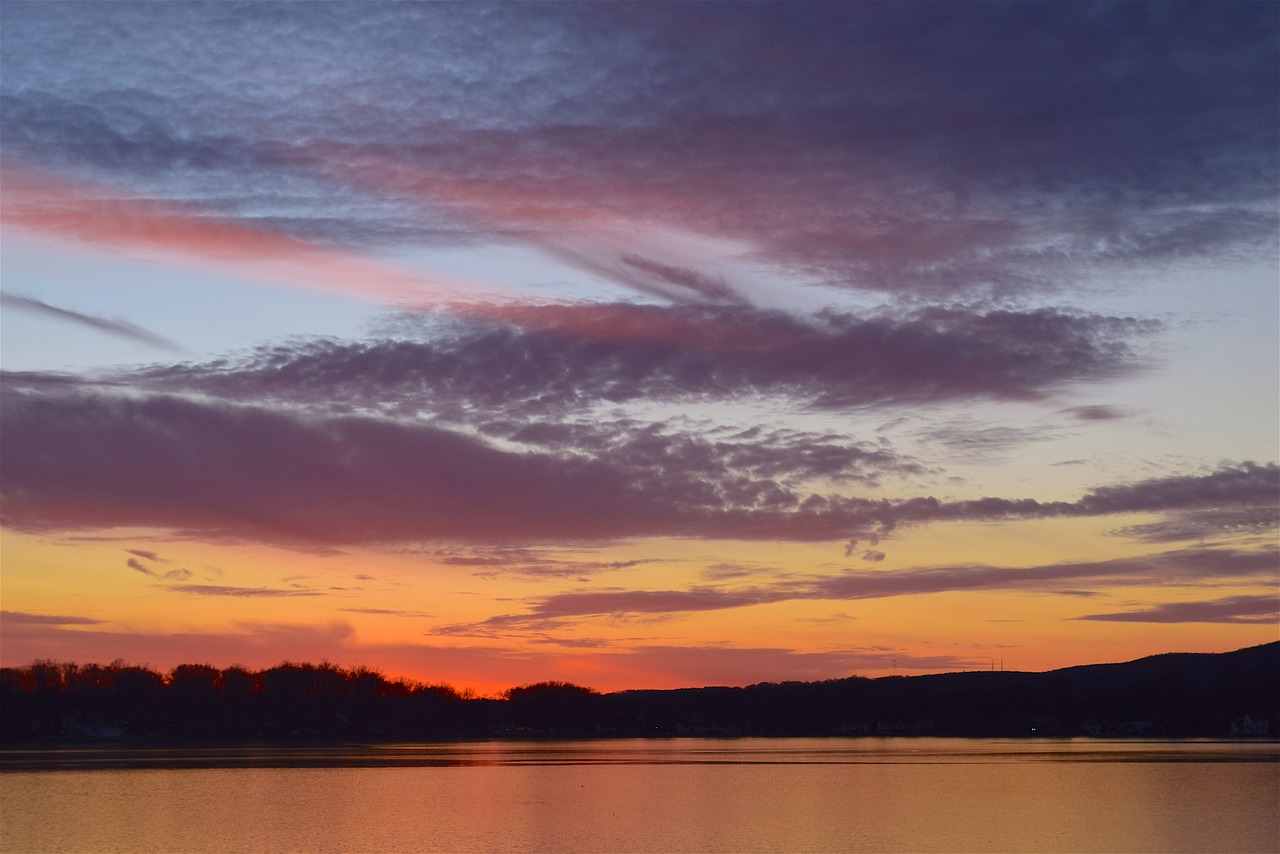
[0,619,362,675]
[1105,507,1280,544]
[429,547,663,580]
[126,557,156,577]
[821,462,1280,543]
[0,381,911,547]
[0,610,103,626]
[593,645,978,688]
[617,254,743,304]
[0,294,183,352]
[3,377,1274,549]
[1062,405,1127,422]
[2,4,1273,304]
[337,608,433,618]
[437,546,1278,633]
[130,303,1155,416]
[0,166,495,305]
[699,563,774,582]
[913,420,1051,463]
[167,585,324,598]
[125,548,165,562]
[1074,594,1279,624]
[0,612,974,691]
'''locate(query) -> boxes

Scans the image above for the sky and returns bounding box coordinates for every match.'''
[1,1,1277,695]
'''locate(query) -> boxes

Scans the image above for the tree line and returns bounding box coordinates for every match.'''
[2,642,1275,743]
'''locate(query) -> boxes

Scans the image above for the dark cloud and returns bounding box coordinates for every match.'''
[616,254,743,304]
[1074,594,1279,624]
[429,547,663,580]
[438,546,1278,633]
[2,4,1273,300]
[0,610,103,626]
[824,462,1280,543]
[1077,464,1279,515]
[0,294,183,352]
[126,557,156,578]
[125,548,164,562]
[338,608,433,618]
[2,380,1274,548]
[1106,507,1280,544]
[131,303,1155,415]
[699,563,770,582]
[167,585,324,598]
[1062,405,1127,422]
[0,386,828,545]
[914,420,1050,462]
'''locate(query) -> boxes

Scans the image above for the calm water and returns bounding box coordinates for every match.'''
[2,739,1276,853]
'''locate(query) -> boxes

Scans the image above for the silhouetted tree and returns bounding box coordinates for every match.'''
[2,643,1275,743]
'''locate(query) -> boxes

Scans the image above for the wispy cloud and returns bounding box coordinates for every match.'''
[437,546,1278,634]
[3,378,1273,549]
[126,557,155,577]
[125,557,192,582]
[1105,508,1280,544]
[1062,405,1127,422]
[430,547,664,580]
[167,584,324,598]
[1,293,183,352]
[127,304,1157,416]
[1074,594,1279,624]
[0,610,103,626]
[3,4,1272,301]
[338,608,434,618]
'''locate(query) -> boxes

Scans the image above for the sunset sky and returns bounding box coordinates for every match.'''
[2,2,1276,695]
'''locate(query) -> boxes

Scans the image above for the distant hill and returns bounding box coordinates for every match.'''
[3,643,1276,742]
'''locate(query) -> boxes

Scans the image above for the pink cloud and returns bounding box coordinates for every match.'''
[0,164,505,306]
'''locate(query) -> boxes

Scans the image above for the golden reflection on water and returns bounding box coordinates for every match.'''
[2,739,1277,853]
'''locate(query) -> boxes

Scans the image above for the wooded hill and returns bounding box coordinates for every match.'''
[3,642,1275,742]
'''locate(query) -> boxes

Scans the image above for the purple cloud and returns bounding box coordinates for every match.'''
[4,4,1272,300]
[167,585,324,598]
[2,381,1274,549]
[616,254,744,304]
[126,558,156,577]
[824,462,1280,542]
[1062,405,1127,422]
[1105,507,1279,544]
[0,610,103,626]
[131,304,1155,414]
[0,614,976,689]
[430,548,663,580]
[437,546,1278,634]
[1074,595,1279,624]
[338,608,433,618]
[0,294,183,353]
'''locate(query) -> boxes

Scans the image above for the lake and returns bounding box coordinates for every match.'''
[2,738,1276,852]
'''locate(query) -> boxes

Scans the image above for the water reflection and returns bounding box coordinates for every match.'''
[3,740,1276,853]
[2,737,1276,771]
